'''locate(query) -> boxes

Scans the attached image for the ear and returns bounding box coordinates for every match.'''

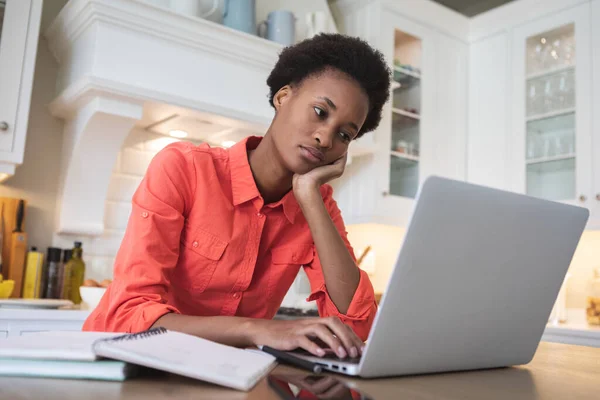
[273,85,293,112]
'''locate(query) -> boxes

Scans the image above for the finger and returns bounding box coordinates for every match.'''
[305,376,339,394]
[343,323,365,355]
[296,335,326,357]
[302,324,346,358]
[320,317,360,358]
[322,382,351,400]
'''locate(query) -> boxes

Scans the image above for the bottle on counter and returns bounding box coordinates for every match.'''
[586,268,600,325]
[66,242,85,304]
[22,247,45,299]
[42,247,62,299]
[59,249,73,300]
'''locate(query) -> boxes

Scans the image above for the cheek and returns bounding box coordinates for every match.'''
[324,143,348,163]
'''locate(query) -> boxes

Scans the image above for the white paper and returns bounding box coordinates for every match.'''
[0,331,122,361]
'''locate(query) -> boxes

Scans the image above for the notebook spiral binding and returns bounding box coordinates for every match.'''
[104,327,168,343]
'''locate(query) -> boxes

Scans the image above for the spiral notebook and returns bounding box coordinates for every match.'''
[92,328,277,391]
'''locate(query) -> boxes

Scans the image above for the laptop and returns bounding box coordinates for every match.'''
[292,176,589,377]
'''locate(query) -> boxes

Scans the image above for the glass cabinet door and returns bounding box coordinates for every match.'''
[513,4,592,205]
[389,30,422,198]
[525,24,576,201]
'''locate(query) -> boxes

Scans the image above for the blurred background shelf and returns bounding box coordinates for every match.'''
[526,63,575,80]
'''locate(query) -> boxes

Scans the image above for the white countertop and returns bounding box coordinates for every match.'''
[0,307,598,344]
[0,307,91,321]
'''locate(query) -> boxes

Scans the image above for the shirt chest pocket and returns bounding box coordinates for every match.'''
[179,227,228,293]
[268,244,315,299]
[271,244,315,267]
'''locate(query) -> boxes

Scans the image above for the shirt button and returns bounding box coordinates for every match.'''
[192,241,199,248]
[141,211,149,218]
[232,292,240,299]
[257,212,263,217]
[292,254,297,261]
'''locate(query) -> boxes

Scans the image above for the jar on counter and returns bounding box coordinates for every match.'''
[586,268,600,325]
[549,272,570,324]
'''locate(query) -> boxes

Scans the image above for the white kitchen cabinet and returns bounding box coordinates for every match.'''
[467,32,510,191]
[331,0,468,226]
[509,3,593,211]
[0,0,43,178]
[592,0,600,226]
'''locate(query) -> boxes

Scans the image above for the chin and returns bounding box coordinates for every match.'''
[288,159,316,175]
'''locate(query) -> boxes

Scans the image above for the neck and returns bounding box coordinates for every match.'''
[248,132,293,204]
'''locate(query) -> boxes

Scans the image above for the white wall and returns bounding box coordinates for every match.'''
[0,0,68,252]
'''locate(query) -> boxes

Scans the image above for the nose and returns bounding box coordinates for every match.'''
[314,129,334,150]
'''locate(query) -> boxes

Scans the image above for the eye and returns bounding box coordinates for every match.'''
[314,107,327,118]
[338,131,351,142]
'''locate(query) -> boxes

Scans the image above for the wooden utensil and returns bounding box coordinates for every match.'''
[8,200,27,298]
[356,245,371,267]
[0,197,23,278]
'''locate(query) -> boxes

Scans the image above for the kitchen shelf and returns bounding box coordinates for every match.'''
[526,153,576,165]
[542,309,600,348]
[392,66,421,92]
[526,63,575,80]
[526,107,576,122]
[393,65,421,79]
[392,107,420,120]
[390,151,419,162]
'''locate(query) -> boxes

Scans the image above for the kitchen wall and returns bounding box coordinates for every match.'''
[0,0,68,252]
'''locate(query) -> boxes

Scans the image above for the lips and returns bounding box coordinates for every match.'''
[300,146,325,163]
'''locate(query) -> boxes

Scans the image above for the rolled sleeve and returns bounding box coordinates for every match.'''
[303,185,377,341]
[83,142,196,333]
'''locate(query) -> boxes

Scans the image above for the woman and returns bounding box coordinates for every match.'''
[84,33,391,360]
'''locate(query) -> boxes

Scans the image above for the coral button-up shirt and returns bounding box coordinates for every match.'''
[83,137,377,340]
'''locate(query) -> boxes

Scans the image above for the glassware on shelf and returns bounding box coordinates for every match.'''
[527,67,575,117]
[526,24,575,75]
[586,268,600,326]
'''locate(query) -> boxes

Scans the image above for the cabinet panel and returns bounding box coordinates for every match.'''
[467,33,510,190]
[510,3,592,207]
[0,0,32,153]
[430,34,467,182]
[592,0,600,225]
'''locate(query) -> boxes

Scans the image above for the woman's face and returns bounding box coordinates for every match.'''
[271,69,370,175]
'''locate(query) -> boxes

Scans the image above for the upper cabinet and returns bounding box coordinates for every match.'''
[467,0,600,229]
[331,0,468,226]
[592,0,600,226]
[0,0,42,180]
[510,3,592,208]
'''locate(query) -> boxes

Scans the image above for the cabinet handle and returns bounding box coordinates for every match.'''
[579,195,587,202]
[596,194,600,201]
[0,122,8,131]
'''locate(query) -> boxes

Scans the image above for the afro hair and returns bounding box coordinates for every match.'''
[266,33,391,138]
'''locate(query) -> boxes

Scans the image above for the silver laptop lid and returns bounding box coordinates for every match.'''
[359,176,588,377]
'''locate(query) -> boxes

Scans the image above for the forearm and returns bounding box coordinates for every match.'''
[298,190,360,314]
[152,313,258,347]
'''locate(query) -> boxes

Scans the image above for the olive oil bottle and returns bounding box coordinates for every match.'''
[66,242,85,304]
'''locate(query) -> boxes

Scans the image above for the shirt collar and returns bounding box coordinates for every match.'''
[228,136,301,224]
